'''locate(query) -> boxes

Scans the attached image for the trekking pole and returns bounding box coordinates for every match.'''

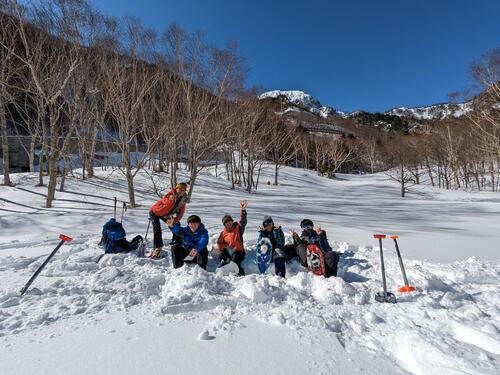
[389,235,416,293]
[139,218,151,257]
[120,202,127,223]
[138,218,151,258]
[113,197,117,219]
[144,218,151,241]
[20,234,73,296]
[373,234,396,304]
[95,253,106,264]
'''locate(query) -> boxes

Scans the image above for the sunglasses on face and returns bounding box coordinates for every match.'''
[301,224,314,230]
[263,222,273,227]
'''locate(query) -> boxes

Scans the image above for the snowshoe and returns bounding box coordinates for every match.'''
[256,238,273,273]
[306,244,326,276]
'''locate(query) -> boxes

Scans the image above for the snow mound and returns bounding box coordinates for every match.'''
[1,239,499,374]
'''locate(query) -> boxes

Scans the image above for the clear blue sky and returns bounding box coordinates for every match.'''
[92,0,500,112]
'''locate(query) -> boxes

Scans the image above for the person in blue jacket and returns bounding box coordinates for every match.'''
[167,215,209,269]
[258,216,287,277]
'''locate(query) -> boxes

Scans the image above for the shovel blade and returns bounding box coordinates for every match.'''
[375,291,397,304]
[398,285,416,293]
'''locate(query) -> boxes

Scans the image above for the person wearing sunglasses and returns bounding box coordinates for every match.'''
[286,219,339,277]
[257,216,286,277]
[148,182,189,259]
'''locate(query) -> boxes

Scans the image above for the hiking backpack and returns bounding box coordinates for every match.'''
[101,218,127,253]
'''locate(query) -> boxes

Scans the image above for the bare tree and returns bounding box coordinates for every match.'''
[7,1,86,207]
[356,127,382,173]
[268,118,300,185]
[161,24,246,198]
[384,135,418,197]
[467,48,500,191]
[0,5,21,186]
[99,16,158,207]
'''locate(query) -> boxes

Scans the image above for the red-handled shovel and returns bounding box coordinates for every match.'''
[20,234,73,296]
[373,234,396,304]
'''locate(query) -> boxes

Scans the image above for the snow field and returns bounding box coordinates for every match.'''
[0,238,499,374]
[1,164,499,374]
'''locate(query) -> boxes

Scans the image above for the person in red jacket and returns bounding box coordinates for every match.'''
[216,200,248,275]
[149,182,188,259]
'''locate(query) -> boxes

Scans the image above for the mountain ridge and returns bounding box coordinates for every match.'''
[259,89,471,121]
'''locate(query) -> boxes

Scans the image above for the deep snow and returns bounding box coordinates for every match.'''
[0,165,499,375]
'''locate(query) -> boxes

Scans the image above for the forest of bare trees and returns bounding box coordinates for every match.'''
[0,0,498,207]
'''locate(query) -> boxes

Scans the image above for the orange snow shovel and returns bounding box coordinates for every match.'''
[389,235,416,293]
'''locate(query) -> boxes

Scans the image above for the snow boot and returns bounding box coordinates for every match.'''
[149,247,163,259]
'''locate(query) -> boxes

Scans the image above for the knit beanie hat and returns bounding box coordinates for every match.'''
[222,215,233,224]
[262,216,274,226]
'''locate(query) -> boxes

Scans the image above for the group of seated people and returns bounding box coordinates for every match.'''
[146,183,339,278]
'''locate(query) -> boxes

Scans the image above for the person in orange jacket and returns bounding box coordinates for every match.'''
[149,182,188,259]
[216,200,248,275]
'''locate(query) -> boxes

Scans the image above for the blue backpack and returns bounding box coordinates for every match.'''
[101,218,127,253]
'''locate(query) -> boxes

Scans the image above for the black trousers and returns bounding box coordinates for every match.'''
[324,251,339,278]
[150,211,166,248]
[149,212,182,249]
[171,243,208,270]
[220,248,246,275]
[273,248,286,278]
[284,243,307,266]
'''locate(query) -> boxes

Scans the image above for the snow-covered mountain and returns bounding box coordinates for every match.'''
[259,90,339,118]
[259,89,471,122]
[385,102,472,120]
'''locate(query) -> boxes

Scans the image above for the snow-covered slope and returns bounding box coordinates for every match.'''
[259,89,472,122]
[385,102,472,120]
[1,166,499,375]
[259,90,337,118]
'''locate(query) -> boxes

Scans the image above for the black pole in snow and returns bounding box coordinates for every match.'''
[144,218,151,241]
[393,237,409,286]
[120,202,127,223]
[374,234,396,303]
[390,236,416,293]
[378,237,388,298]
[20,234,73,296]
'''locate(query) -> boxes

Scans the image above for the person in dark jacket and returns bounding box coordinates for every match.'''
[167,214,209,269]
[258,216,287,277]
[284,219,339,277]
[217,200,248,275]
